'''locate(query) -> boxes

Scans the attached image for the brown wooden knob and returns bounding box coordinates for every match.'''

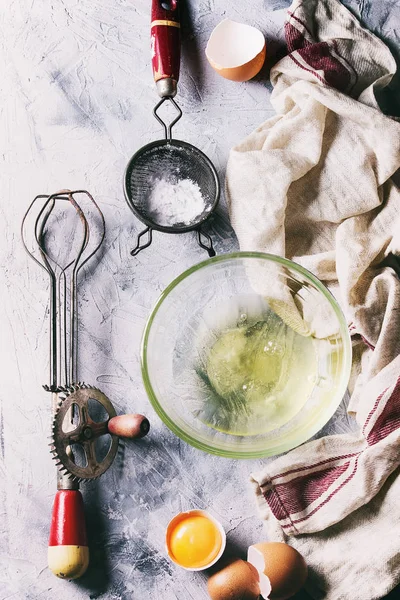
[108,414,150,439]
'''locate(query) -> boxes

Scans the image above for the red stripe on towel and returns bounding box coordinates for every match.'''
[264,487,292,523]
[264,461,350,520]
[286,15,351,91]
[270,453,360,482]
[281,457,359,529]
[285,19,312,52]
[362,387,389,437]
[287,10,315,41]
[332,40,358,92]
[367,377,400,445]
[288,49,327,85]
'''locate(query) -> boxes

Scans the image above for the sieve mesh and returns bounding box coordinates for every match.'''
[124,140,219,232]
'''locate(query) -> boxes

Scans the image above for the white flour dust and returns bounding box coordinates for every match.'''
[147,177,206,226]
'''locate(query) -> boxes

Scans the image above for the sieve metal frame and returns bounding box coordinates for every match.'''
[123,138,220,256]
[123,138,220,233]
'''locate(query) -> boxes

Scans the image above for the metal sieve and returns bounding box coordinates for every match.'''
[123,0,220,257]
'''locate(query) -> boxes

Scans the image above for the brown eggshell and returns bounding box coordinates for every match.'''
[108,414,150,439]
[248,542,307,600]
[207,45,266,82]
[205,19,266,82]
[207,557,260,600]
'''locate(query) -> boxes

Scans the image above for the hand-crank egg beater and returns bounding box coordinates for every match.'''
[22,190,150,579]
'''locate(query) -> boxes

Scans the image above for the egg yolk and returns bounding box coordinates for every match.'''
[168,515,222,569]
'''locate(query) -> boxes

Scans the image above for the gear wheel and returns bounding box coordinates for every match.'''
[49,383,119,483]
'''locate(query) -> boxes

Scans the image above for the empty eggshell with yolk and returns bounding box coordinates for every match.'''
[207,557,261,600]
[247,542,308,600]
[206,19,266,82]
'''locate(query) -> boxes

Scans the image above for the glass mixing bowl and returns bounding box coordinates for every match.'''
[142,253,351,458]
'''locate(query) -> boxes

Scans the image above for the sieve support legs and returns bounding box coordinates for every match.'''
[130,226,215,257]
[131,227,153,256]
[197,228,215,257]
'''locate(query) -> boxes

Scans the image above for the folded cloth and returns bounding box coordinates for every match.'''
[226,0,400,598]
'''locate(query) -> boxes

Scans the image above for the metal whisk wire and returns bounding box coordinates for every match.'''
[21,190,105,391]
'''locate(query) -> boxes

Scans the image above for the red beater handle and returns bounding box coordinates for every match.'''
[47,414,149,578]
[48,490,89,579]
[151,0,181,97]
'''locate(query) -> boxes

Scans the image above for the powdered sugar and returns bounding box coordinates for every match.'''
[146,177,206,227]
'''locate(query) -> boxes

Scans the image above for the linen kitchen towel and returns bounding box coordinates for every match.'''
[226,0,400,598]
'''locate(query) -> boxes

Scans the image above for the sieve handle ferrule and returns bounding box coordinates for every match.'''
[151,0,180,97]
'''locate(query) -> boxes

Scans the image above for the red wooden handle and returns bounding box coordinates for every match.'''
[48,490,89,579]
[151,0,181,85]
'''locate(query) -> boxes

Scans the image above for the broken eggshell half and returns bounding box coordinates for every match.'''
[205,19,266,82]
[206,542,307,600]
[207,557,262,600]
[248,542,308,600]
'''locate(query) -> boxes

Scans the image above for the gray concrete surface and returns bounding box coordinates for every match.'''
[1,1,399,598]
